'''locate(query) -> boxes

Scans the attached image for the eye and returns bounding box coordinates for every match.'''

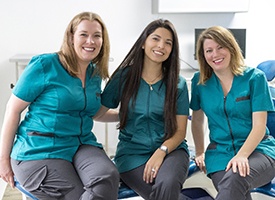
[152,36,160,41]
[94,34,102,38]
[205,49,212,53]
[166,41,173,46]
[80,33,88,37]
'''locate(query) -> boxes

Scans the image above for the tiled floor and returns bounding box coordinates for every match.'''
[2,184,22,200]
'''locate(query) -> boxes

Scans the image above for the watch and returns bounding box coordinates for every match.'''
[159,145,168,155]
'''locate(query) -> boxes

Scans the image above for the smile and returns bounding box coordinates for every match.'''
[153,50,164,55]
[83,47,95,52]
[213,58,223,64]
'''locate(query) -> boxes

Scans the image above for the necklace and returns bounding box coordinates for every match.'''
[146,73,162,91]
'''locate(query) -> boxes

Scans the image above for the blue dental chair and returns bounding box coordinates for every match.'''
[251,60,275,198]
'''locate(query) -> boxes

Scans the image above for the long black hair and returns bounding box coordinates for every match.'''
[108,19,180,139]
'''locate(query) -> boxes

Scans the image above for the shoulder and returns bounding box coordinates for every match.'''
[31,52,57,62]
[28,53,59,68]
[191,71,200,80]
[243,66,264,75]
[242,66,266,80]
[177,75,189,93]
[178,75,189,89]
[178,75,186,85]
[110,66,130,81]
[190,71,200,86]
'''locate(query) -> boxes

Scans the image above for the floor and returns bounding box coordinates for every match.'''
[2,184,22,200]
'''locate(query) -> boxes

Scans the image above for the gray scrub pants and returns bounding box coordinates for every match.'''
[11,145,120,200]
[120,149,189,200]
[210,151,275,200]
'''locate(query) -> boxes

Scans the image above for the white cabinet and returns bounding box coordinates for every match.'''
[152,0,250,13]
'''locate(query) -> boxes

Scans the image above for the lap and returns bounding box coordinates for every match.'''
[11,145,119,200]
[73,145,119,184]
[11,158,83,200]
[210,151,275,189]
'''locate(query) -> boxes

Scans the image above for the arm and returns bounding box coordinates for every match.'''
[93,105,119,122]
[226,111,267,177]
[143,115,188,183]
[191,109,206,173]
[0,94,30,188]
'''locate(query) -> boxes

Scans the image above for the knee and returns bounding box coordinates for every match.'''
[105,164,120,186]
[218,170,249,190]
[108,166,120,183]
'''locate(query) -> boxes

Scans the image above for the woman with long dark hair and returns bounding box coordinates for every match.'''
[100,19,190,200]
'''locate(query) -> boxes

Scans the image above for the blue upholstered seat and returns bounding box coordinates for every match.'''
[250,60,275,198]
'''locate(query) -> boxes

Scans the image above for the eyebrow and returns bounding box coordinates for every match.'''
[151,34,173,42]
[78,30,102,34]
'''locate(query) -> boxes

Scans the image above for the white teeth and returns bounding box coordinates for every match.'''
[84,47,94,51]
[214,59,223,63]
[154,50,164,55]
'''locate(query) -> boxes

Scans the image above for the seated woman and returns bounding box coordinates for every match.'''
[190,26,275,200]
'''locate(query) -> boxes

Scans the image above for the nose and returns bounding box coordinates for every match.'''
[87,36,95,44]
[212,49,218,57]
[158,41,165,48]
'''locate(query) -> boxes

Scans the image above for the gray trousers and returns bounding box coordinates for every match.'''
[11,145,120,200]
[120,149,189,200]
[210,151,275,200]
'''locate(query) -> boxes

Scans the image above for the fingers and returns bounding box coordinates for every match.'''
[150,168,156,183]
[195,158,206,173]
[237,162,250,177]
[226,160,250,177]
[8,177,15,189]
[0,174,15,188]
[143,167,159,183]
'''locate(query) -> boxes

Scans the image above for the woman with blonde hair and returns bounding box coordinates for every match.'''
[191,26,275,200]
[0,12,119,200]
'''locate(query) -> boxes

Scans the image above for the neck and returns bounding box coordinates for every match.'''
[215,71,234,96]
[143,62,162,74]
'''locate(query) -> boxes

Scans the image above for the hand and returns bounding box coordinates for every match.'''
[143,150,165,183]
[194,153,206,173]
[0,158,15,188]
[226,155,249,177]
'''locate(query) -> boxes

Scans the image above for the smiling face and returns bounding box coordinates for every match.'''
[203,38,231,73]
[143,27,173,66]
[73,19,103,67]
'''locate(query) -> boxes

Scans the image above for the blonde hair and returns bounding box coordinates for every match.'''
[196,26,245,84]
[58,12,110,79]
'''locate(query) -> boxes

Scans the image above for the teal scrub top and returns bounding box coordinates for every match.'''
[190,67,275,175]
[11,53,103,162]
[101,68,190,173]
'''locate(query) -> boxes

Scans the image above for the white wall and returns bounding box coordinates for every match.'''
[0,0,275,196]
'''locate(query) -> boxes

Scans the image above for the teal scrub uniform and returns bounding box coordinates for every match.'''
[190,67,275,175]
[101,68,190,173]
[11,53,103,162]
